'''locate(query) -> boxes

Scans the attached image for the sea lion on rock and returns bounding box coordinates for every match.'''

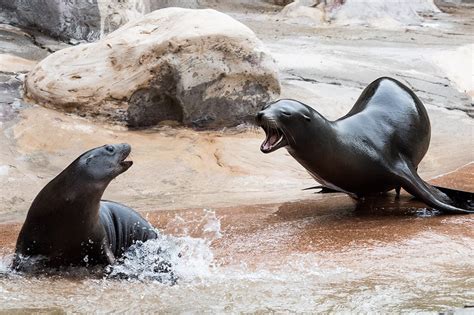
[256,77,473,214]
[12,144,159,271]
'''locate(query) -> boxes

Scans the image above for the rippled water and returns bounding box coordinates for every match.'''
[1,202,473,313]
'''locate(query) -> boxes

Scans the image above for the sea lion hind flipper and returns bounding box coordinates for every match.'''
[431,185,474,210]
[396,165,474,214]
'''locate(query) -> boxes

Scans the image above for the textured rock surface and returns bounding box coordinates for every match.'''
[333,0,440,28]
[0,0,280,42]
[431,44,474,98]
[278,0,441,28]
[2,0,102,41]
[0,0,155,41]
[25,8,280,128]
[278,0,337,25]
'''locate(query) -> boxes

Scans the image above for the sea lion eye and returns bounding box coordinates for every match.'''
[105,145,114,153]
[303,115,311,122]
[86,156,93,165]
[282,111,291,116]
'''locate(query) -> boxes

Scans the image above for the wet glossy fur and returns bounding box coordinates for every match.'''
[257,77,473,214]
[13,144,157,270]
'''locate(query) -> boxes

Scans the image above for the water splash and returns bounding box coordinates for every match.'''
[1,209,222,284]
[415,208,440,217]
[106,236,179,284]
[106,209,221,283]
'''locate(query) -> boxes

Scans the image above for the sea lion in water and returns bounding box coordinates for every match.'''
[256,77,473,214]
[12,144,158,271]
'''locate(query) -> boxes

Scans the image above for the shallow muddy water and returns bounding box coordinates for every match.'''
[1,165,473,313]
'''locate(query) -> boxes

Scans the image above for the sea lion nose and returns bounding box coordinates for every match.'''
[120,143,131,154]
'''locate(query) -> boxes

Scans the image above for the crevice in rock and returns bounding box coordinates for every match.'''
[127,87,184,128]
[285,72,365,89]
[23,33,54,54]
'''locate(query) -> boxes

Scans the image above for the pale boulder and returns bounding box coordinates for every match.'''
[278,0,441,28]
[25,8,280,128]
[278,0,328,25]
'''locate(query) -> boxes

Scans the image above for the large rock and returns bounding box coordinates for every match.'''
[0,0,196,42]
[25,8,281,128]
[2,0,103,41]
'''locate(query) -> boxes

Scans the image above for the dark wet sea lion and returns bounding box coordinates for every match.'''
[12,144,158,271]
[256,77,473,214]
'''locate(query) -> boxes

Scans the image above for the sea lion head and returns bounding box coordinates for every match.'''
[256,99,314,153]
[76,143,133,182]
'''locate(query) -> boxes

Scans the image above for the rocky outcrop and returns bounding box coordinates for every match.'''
[333,0,440,28]
[1,0,103,42]
[278,0,441,28]
[278,0,341,25]
[25,8,280,129]
[0,0,198,42]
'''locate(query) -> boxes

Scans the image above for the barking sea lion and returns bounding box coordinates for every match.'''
[256,77,473,214]
[13,144,159,271]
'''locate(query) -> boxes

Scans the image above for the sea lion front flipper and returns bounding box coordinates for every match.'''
[396,165,474,214]
[102,238,116,265]
[302,185,340,193]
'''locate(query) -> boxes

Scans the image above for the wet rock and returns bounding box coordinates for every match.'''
[25,8,280,128]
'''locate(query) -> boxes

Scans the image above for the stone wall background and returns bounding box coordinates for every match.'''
[1,0,472,42]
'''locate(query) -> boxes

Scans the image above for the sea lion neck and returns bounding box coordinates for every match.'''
[27,163,111,222]
[287,112,337,159]
[286,115,344,182]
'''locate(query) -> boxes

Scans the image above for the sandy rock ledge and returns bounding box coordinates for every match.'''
[25,8,280,129]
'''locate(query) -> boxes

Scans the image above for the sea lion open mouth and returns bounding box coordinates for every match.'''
[120,159,133,168]
[260,123,288,153]
[119,146,133,169]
